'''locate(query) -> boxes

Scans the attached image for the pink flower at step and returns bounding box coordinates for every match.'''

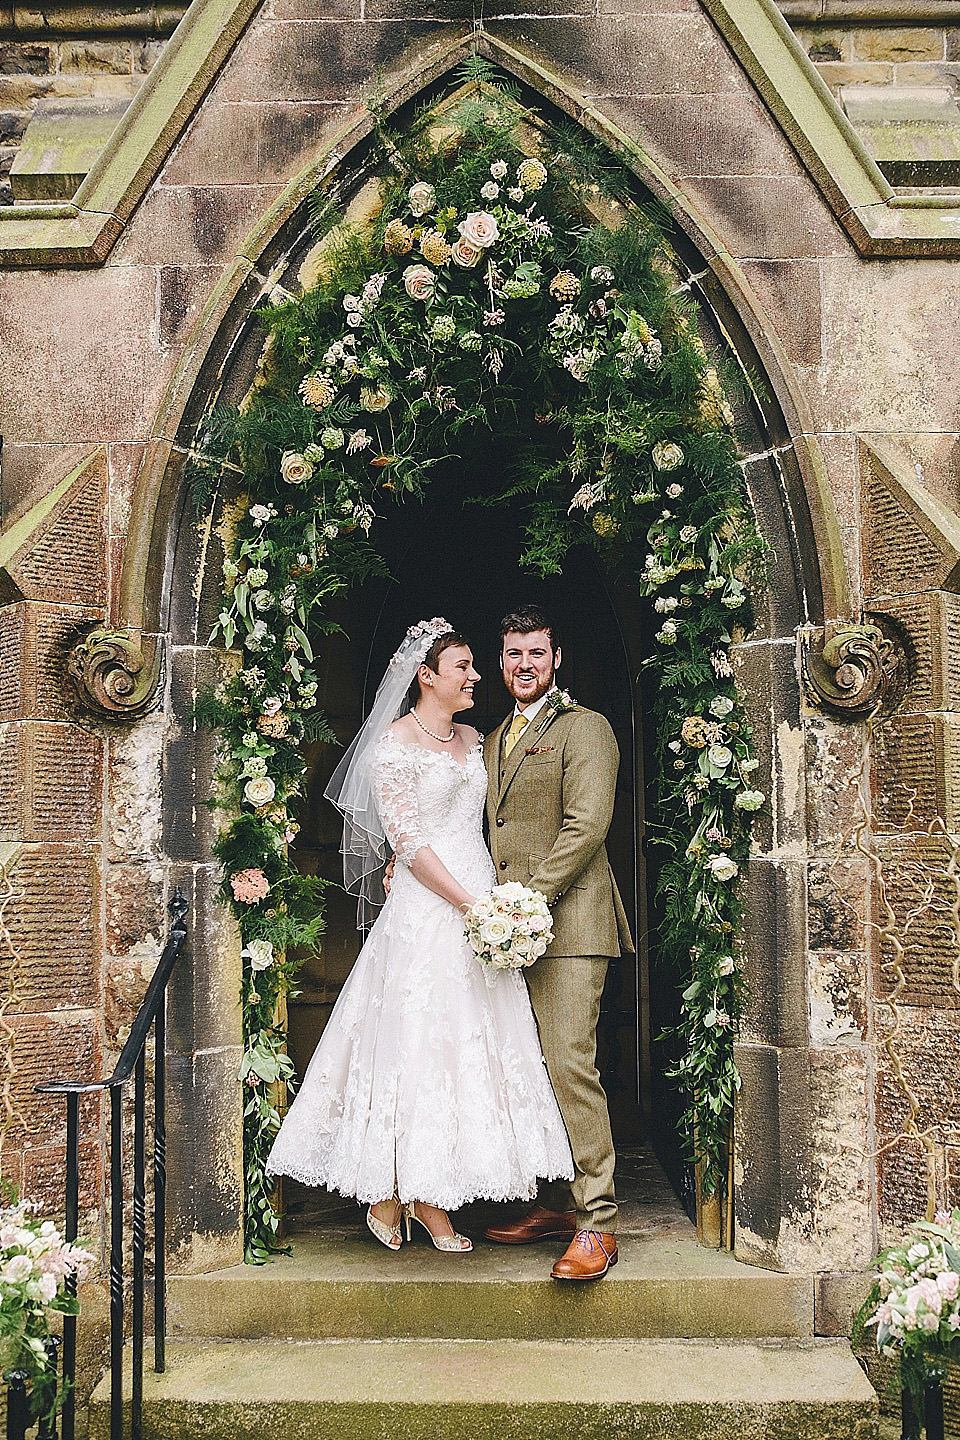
[230,868,270,904]
[937,1271,960,1300]
[918,1278,943,1312]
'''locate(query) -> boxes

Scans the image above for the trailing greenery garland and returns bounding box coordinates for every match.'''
[194,65,769,1261]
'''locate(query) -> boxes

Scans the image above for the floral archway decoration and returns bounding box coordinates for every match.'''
[194,65,769,1262]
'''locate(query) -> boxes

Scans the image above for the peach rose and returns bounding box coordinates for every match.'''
[402,264,436,301]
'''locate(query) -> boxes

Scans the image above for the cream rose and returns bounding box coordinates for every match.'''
[359,384,391,413]
[707,855,739,882]
[479,915,512,946]
[450,238,482,268]
[244,776,276,807]
[457,211,499,249]
[652,441,684,471]
[407,181,436,216]
[280,450,313,485]
[402,263,436,301]
[242,938,275,971]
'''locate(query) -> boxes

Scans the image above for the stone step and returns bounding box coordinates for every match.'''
[168,1231,813,1341]
[88,1337,879,1440]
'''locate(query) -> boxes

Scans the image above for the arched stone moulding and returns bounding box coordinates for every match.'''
[109,34,866,1271]
[119,28,853,649]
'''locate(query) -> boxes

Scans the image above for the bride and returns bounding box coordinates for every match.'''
[266,617,573,1252]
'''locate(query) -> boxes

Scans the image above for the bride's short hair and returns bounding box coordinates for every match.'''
[406,630,467,707]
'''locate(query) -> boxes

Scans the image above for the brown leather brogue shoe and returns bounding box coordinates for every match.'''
[482,1205,578,1245]
[550,1229,618,1281]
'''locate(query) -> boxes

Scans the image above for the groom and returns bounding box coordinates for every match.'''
[482,604,633,1281]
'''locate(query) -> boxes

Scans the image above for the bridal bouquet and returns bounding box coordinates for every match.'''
[464,883,553,970]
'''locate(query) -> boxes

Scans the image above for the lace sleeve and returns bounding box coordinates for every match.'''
[372,738,424,865]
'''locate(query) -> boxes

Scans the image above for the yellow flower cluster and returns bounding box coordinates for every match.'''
[299,371,338,411]
[592,511,619,538]
[549,271,581,302]
[384,219,414,255]
[420,229,451,265]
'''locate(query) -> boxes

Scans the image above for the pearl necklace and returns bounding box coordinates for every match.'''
[412,709,455,743]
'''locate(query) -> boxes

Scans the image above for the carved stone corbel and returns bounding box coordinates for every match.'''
[800,620,908,720]
[66,628,164,720]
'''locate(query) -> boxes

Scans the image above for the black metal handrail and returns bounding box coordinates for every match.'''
[20,888,190,1440]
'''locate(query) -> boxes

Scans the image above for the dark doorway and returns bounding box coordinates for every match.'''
[287,438,682,1218]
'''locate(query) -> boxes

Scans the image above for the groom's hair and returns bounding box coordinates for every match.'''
[499,605,560,653]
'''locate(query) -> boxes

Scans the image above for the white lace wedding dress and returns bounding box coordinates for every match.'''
[266,730,573,1209]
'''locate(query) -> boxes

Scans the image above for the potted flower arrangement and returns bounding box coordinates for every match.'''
[0,1196,93,1428]
[857,1211,960,1439]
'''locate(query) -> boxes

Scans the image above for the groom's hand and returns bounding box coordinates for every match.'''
[383,855,396,895]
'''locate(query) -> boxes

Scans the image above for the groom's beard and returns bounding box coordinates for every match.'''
[504,667,555,706]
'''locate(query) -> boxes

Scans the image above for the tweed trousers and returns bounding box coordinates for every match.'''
[524,952,618,1233]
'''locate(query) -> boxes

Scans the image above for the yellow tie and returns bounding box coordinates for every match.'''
[504,713,529,757]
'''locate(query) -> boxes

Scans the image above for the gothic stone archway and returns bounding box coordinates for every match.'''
[146,65,855,1277]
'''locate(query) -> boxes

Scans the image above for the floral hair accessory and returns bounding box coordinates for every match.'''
[390,617,454,669]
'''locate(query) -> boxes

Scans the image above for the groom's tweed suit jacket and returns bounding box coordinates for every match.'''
[483,703,634,959]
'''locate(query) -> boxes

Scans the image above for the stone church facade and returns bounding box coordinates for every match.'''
[1,0,960,1422]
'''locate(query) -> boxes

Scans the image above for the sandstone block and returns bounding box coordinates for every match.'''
[166,863,241,1059]
[218,19,448,104]
[872,712,960,830]
[875,1003,960,1233]
[105,863,164,957]
[869,590,960,715]
[814,61,894,91]
[22,1137,101,1216]
[494,15,749,100]
[2,1010,101,1150]
[163,647,229,862]
[0,41,53,74]
[681,173,848,260]
[160,98,357,189]
[0,601,100,724]
[115,183,285,267]
[803,718,867,854]
[872,830,960,1008]
[58,39,133,74]
[852,27,944,61]
[106,712,164,862]
[739,857,808,1048]
[795,27,852,62]
[135,39,166,71]
[0,720,103,841]
[4,844,100,1013]
[158,263,219,346]
[808,949,867,1045]
[599,92,802,181]
[739,259,822,365]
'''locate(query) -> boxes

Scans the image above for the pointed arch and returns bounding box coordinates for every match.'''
[123,35,851,654]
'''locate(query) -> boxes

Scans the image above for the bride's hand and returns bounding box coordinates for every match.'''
[383,855,396,896]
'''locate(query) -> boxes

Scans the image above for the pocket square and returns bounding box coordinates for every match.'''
[524,745,555,756]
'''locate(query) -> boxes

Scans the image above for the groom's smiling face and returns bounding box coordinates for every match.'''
[501,629,561,708]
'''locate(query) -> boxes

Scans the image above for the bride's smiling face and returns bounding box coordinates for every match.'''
[420,645,479,712]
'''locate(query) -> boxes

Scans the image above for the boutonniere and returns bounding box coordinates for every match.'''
[546,689,577,714]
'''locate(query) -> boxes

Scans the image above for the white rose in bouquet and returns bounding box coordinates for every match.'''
[479,915,512,947]
[465,884,553,970]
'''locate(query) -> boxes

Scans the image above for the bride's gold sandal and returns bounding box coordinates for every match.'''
[404,1201,472,1253]
[366,1200,403,1251]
